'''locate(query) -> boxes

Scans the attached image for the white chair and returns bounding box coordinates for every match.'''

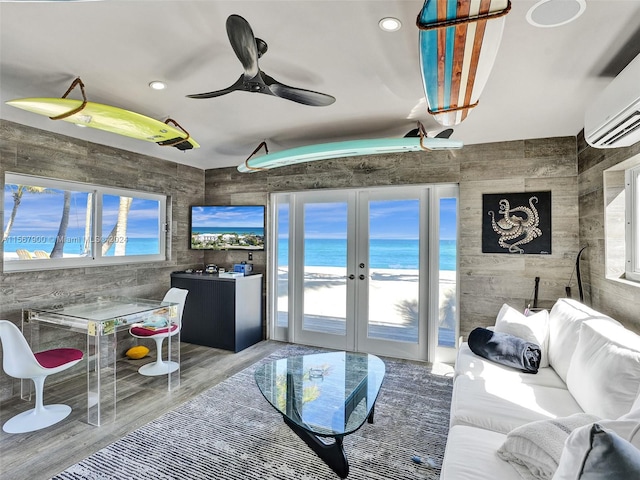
[129,288,188,376]
[0,320,83,434]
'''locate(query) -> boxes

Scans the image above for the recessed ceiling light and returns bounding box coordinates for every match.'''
[379,17,401,32]
[526,0,586,28]
[149,81,166,91]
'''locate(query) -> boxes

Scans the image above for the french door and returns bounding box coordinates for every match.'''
[272,185,458,362]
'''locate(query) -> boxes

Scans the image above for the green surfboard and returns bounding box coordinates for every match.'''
[237,137,463,173]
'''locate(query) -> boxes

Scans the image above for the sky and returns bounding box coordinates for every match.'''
[279,198,457,240]
[3,185,160,239]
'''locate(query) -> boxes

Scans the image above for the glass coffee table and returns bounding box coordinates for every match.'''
[254,351,385,478]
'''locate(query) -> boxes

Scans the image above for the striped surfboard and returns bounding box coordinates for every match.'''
[418,0,511,126]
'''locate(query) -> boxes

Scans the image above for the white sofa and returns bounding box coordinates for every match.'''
[440,298,640,480]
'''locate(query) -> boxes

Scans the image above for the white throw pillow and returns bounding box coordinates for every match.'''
[552,423,640,479]
[494,303,550,368]
[547,298,620,383]
[566,319,640,420]
[497,413,600,480]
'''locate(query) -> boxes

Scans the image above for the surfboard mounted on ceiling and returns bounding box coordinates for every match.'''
[417,0,511,127]
[6,78,199,151]
[237,130,463,173]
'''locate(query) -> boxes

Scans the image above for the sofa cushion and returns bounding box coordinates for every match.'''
[552,423,640,480]
[496,413,599,480]
[440,425,518,480]
[548,299,620,383]
[450,375,584,434]
[494,304,550,368]
[566,319,640,420]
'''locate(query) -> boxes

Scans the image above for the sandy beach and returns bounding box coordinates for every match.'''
[277,266,456,329]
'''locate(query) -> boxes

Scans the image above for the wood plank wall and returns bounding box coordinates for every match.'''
[0,120,205,402]
[576,131,640,330]
[204,136,581,340]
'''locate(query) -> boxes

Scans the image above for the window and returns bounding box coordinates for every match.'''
[626,164,640,282]
[603,155,640,286]
[3,173,167,272]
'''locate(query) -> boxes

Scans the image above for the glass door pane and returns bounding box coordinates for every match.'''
[302,202,349,336]
[276,201,290,329]
[367,199,420,343]
[438,197,457,347]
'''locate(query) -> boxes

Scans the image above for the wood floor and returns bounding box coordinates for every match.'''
[0,340,285,480]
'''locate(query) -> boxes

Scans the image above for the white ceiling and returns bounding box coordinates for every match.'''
[1,1,640,171]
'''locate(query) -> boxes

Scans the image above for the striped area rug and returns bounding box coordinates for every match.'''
[52,345,453,480]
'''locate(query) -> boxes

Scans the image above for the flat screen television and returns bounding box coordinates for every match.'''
[190,205,265,250]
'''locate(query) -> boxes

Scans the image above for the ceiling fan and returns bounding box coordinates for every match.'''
[187,14,336,107]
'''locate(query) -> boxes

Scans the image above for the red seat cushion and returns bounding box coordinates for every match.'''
[130,324,178,337]
[35,348,83,369]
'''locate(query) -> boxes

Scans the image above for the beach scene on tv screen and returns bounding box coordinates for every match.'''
[191,205,265,250]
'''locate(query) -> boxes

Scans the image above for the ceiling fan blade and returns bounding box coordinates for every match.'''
[186,75,244,99]
[435,128,454,139]
[226,14,259,79]
[262,73,335,107]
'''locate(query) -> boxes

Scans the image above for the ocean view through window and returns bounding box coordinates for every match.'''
[277,238,456,271]
[3,173,167,271]
[271,185,458,362]
[276,237,457,346]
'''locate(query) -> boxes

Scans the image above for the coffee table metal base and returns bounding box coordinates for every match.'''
[284,416,349,478]
[282,406,375,479]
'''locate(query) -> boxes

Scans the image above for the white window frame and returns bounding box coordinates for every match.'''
[3,173,168,272]
[626,164,640,282]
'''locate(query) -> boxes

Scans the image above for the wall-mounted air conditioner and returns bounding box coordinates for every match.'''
[585,53,640,149]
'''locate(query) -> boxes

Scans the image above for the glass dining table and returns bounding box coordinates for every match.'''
[23,296,179,426]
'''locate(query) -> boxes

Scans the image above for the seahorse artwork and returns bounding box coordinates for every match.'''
[482,192,552,254]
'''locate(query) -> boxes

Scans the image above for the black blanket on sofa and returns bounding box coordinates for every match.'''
[468,327,541,373]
